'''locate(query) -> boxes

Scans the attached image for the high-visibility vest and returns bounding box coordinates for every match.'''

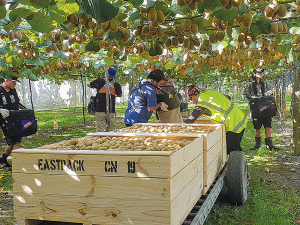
[196,90,248,133]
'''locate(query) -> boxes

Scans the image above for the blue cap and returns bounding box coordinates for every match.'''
[9,76,20,83]
[108,67,117,79]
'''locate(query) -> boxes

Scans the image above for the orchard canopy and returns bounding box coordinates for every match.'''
[0,0,299,85]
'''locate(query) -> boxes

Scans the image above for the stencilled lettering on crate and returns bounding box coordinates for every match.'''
[38,159,85,171]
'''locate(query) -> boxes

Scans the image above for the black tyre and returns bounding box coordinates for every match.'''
[227,151,248,205]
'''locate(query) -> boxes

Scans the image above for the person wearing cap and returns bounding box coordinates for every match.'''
[243,68,279,150]
[124,69,169,126]
[88,67,122,132]
[155,75,183,123]
[0,76,25,169]
[185,85,248,155]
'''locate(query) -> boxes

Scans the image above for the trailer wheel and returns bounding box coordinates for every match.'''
[227,151,248,205]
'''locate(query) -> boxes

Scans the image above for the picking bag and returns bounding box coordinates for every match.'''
[249,96,277,119]
[87,96,96,115]
[3,109,37,138]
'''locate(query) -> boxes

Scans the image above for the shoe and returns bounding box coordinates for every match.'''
[0,157,12,170]
[250,137,261,150]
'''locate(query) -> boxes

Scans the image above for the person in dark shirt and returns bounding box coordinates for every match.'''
[242,68,279,150]
[0,76,24,169]
[88,67,122,132]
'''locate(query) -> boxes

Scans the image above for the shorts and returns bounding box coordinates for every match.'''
[1,121,22,146]
[4,136,22,146]
[252,117,272,129]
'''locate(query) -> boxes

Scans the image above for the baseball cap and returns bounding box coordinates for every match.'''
[108,67,117,79]
[148,69,168,82]
[9,76,20,83]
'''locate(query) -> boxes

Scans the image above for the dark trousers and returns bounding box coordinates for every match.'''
[226,129,245,154]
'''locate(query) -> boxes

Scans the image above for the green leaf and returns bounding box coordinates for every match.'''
[6,55,24,66]
[238,4,248,16]
[130,0,143,8]
[194,17,204,31]
[165,61,176,70]
[146,0,156,8]
[49,4,68,23]
[35,39,53,48]
[29,73,38,81]
[131,18,141,29]
[204,0,220,11]
[0,46,12,55]
[250,24,261,35]
[201,63,211,72]
[75,0,118,23]
[104,58,115,66]
[128,11,140,21]
[18,68,34,77]
[275,34,281,42]
[0,7,6,20]
[85,41,100,52]
[56,0,79,14]
[197,2,205,13]
[0,58,8,70]
[9,8,32,22]
[4,18,21,33]
[245,61,251,70]
[129,55,143,63]
[3,71,15,79]
[28,12,53,33]
[213,6,238,22]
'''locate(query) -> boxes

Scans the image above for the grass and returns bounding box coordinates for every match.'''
[1,98,300,225]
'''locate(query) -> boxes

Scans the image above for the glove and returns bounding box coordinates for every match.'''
[160,102,169,111]
[0,109,9,118]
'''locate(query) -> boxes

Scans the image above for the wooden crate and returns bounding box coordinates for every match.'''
[13,134,203,225]
[114,123,226,195]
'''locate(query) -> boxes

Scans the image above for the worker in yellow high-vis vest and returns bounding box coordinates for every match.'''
[185,85,248,155]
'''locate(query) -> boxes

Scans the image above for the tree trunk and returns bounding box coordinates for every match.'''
[292,68,300,155]
[128,70,136,100]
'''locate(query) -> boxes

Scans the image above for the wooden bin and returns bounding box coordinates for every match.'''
[114,123,227,195]
[13,134,203,225]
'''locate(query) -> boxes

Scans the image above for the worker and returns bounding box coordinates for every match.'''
[242,68,279,150]
[185,85,248,154]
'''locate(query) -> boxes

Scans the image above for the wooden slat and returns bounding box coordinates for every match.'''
[203,138,222,166]
[170,137,203,177]
[13,152,171,178]
[171,171,203,225]
[14,172,203,225]
[202,151,224,195]
[14,194,171,224]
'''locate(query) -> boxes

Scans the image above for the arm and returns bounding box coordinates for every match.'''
[242,83,253,100]
[264,82,273,96]
[185,106,207,124]
[148,102,162,112]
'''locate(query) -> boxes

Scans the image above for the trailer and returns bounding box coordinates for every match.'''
[12,123,248,225]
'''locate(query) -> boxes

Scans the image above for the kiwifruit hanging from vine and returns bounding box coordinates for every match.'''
[157,11,165,23]
[0,0,7,7]
[188,1,198,11]
[109,20,118,32]
[276,5,286,17]
[148,8,157,22]
[79,14,88,25]
[220,0,230,7]
[69,14,78,25]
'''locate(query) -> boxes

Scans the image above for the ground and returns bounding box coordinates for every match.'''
[0,118,299,224]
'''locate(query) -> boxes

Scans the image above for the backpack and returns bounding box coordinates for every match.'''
[87,96,96,115]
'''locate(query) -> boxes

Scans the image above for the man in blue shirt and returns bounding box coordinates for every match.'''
[124,69,168,126]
